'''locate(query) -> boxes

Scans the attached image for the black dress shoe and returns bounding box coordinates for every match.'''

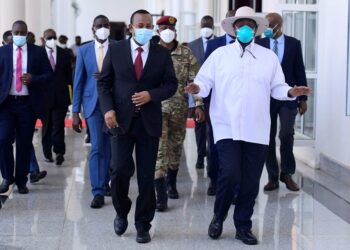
[235,229,258,245]
[105,184,111,197]
[17,185,29,194]
[0,179,14,193]
[264,181,279,191]
[30,171,47,183]
[44,157,54,163]
[280,174,300,191]
[207,181,216,196]
[136,231,151,243]
[208,215,223,239]
[114,215,128,236]
[56,154,65,165]
[195,161,204,169]
[90,195,104,208]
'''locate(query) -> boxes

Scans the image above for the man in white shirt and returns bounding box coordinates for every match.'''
[186,7,311,245]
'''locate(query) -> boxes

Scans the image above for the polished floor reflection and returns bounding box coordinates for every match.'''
[0,129,350,250]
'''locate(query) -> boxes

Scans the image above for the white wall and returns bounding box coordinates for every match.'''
[75,0,146,43]
[315,0,350,168]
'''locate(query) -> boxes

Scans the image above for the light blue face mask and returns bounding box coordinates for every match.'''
[263,25,278,38]
[133,28,153,45]
[13,35,27,47]
[263,28,274,38]
[236,25,255,44]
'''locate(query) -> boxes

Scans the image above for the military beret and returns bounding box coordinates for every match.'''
[156,16,177,26]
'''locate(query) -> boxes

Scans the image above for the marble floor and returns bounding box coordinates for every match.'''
[0,129,350,250]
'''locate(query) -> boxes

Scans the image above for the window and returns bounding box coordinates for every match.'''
[282,9,318,139]
[282,0,317,4]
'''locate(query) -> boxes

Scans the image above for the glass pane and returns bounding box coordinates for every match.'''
[303,79,315,138]
[282,12,293,36]
[306,0,317,3]
[294,12,304,43]
[305,12,317,72]
[296,0,305,4]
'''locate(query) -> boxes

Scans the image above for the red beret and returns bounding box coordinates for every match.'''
[156,16,177,26]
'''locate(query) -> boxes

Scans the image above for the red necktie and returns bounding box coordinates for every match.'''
[134,47,143,80]
[16,47,22,92]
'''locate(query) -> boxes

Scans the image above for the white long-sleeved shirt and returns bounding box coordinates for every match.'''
[194,41,295,145]
[10,43,29,96]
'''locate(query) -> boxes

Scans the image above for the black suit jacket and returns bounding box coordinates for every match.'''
[0,43,53,118]
[97,39,178,137]
[46,46,73,109]
[256,35,308,108]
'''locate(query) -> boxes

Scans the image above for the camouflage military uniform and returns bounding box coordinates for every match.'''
[155,43,199,179]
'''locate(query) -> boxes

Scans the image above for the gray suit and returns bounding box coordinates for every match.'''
[188,36,217,66]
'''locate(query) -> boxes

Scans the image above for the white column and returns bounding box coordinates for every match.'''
[0,0,25,36]
[197,0,212,23]
[25,0,52,45]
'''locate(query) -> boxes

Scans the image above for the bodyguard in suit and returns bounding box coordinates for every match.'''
[97,9,177,243]
[188,15,216,169]
[0,20,52,194]
[41,29,72,165]
[72,15,113,208]
[203,10,236,196]
[256,13,308,192]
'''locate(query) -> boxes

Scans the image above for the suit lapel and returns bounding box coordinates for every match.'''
[88,42,98,72]
[123,40,135,77]
[281,36,288,66]
[27,44,33,73]
[141,42,155,79]
[7,44,13,76]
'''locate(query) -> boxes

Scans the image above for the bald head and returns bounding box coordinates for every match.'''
[266,13,283,38]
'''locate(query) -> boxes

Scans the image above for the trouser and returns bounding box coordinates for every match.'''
[266,100,298,181]
[214,139,268,230]
[42,106,68,159]
[207,120,219,184]
[194,120,206,164]
[86,106,111,196]
[155,111,187,179]
[0,97,36,186]
[110,117,159,232]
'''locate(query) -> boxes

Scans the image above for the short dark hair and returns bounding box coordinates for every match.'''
[43,29,56,36]
[201,15,214,23]
[59,35,68,40]
[12,20,27,30]
[93,15,109,25]
[75,36,81,39]
[3,30,12,40]
[130,9,151,24]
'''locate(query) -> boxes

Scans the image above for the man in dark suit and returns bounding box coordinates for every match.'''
[188,15,216,169]
[256,13,308,192]
[0,20,52,194]
[41,29,72,165]
[72,15,114,209]
[97,9,177,244]
[203,10,236,196]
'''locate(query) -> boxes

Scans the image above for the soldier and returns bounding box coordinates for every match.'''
[154,16,205,211]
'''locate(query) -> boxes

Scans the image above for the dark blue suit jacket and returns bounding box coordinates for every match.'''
[97,39,177,137]
[0,43,53,118]
[204,35,227,61]
[256,35,308,108]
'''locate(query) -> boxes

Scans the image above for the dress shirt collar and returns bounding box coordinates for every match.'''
[94,39,109,48]
[225,33,235,45]
[233,40,257,59]
[271,34,285,44]
[130,37,150,54]
[45,45,56,53]
[13,43,27,52]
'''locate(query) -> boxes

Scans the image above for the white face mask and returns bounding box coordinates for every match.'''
[45,39,56,49]
[200,27,213,38]
[57,42,67,49]
[95,27,110,40]
[160,29,176,44]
